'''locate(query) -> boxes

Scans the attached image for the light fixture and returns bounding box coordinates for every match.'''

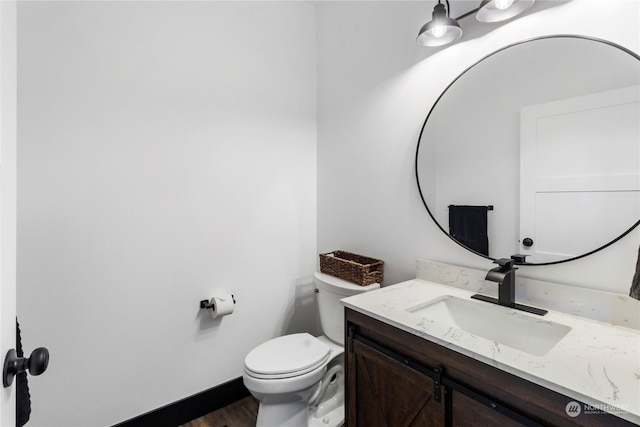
[417,0,535,47]
[476,0,535,23]
[417,1,463,47]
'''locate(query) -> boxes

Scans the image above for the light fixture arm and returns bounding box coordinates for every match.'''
[453,7,481,22]
[435,0,455,18]
[442,0,478,21]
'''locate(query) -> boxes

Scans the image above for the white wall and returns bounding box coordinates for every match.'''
[317,0,640,294]
[17,2,317,426]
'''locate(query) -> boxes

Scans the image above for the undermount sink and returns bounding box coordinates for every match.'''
[406,296,572,356]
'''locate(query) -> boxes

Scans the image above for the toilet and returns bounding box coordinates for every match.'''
[243,272,380,427]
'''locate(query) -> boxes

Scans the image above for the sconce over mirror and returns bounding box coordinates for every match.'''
[415,35,640,265]
[417,0,535,47]
[476,0,535,23]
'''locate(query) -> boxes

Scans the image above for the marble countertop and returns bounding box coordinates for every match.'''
[342,279,640,424]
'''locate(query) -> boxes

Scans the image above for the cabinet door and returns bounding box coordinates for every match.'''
[347,339,445,427]
[451,390,527,427]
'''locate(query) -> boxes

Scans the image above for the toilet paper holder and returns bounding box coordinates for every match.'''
[200,295,236,310]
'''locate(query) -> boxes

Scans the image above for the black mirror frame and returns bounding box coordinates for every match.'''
[415,34,640,266]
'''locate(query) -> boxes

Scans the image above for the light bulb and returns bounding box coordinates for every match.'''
[495,0,514,9]
[432,25,446,38]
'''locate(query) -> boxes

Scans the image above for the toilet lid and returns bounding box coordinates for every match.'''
[244,333,330,378]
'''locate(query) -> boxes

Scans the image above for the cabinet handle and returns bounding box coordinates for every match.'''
[347,325,355,353]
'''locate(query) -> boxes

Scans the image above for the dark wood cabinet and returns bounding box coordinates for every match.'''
[348,338,445,427]
[450,390,525,427]
[345,308,634,427]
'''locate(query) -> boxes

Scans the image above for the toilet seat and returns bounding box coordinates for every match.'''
[244,333,331,380]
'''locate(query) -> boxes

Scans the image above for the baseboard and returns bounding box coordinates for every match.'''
[112,377,249,427]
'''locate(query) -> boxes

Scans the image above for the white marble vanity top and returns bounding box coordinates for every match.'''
[342,279,640,424]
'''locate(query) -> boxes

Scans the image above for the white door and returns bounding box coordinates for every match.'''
[0,2,17,425]
[520,86,640,263]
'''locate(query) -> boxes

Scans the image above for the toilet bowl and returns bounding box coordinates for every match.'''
[243,272,380,427]
[308,350,344,427]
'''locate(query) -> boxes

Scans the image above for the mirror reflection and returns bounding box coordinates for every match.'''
[416,36,640,264]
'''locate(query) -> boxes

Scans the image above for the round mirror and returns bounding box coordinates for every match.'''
[415,36,640,265]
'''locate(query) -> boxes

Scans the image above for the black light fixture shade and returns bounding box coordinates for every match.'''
[417,2,463,47]
[476,0,535,23]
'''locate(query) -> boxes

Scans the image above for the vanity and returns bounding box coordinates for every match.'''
[342,275,639,426]
[337,31,640,427]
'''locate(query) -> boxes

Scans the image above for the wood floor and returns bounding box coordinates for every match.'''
[180,396,259,427]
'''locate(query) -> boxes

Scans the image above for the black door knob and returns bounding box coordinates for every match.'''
[522,238,534,247]
[3,347,49,387]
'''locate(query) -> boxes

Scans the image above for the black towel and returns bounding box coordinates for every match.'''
[16,319,31,427]
[448,205,490,256]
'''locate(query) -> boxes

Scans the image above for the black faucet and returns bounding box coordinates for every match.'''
[471,255,548,316]
[486,258,517,308]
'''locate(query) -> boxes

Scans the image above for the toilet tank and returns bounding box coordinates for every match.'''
[314,272,380,344]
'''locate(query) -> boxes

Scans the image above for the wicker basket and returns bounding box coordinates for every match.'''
[319,250,384,286]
